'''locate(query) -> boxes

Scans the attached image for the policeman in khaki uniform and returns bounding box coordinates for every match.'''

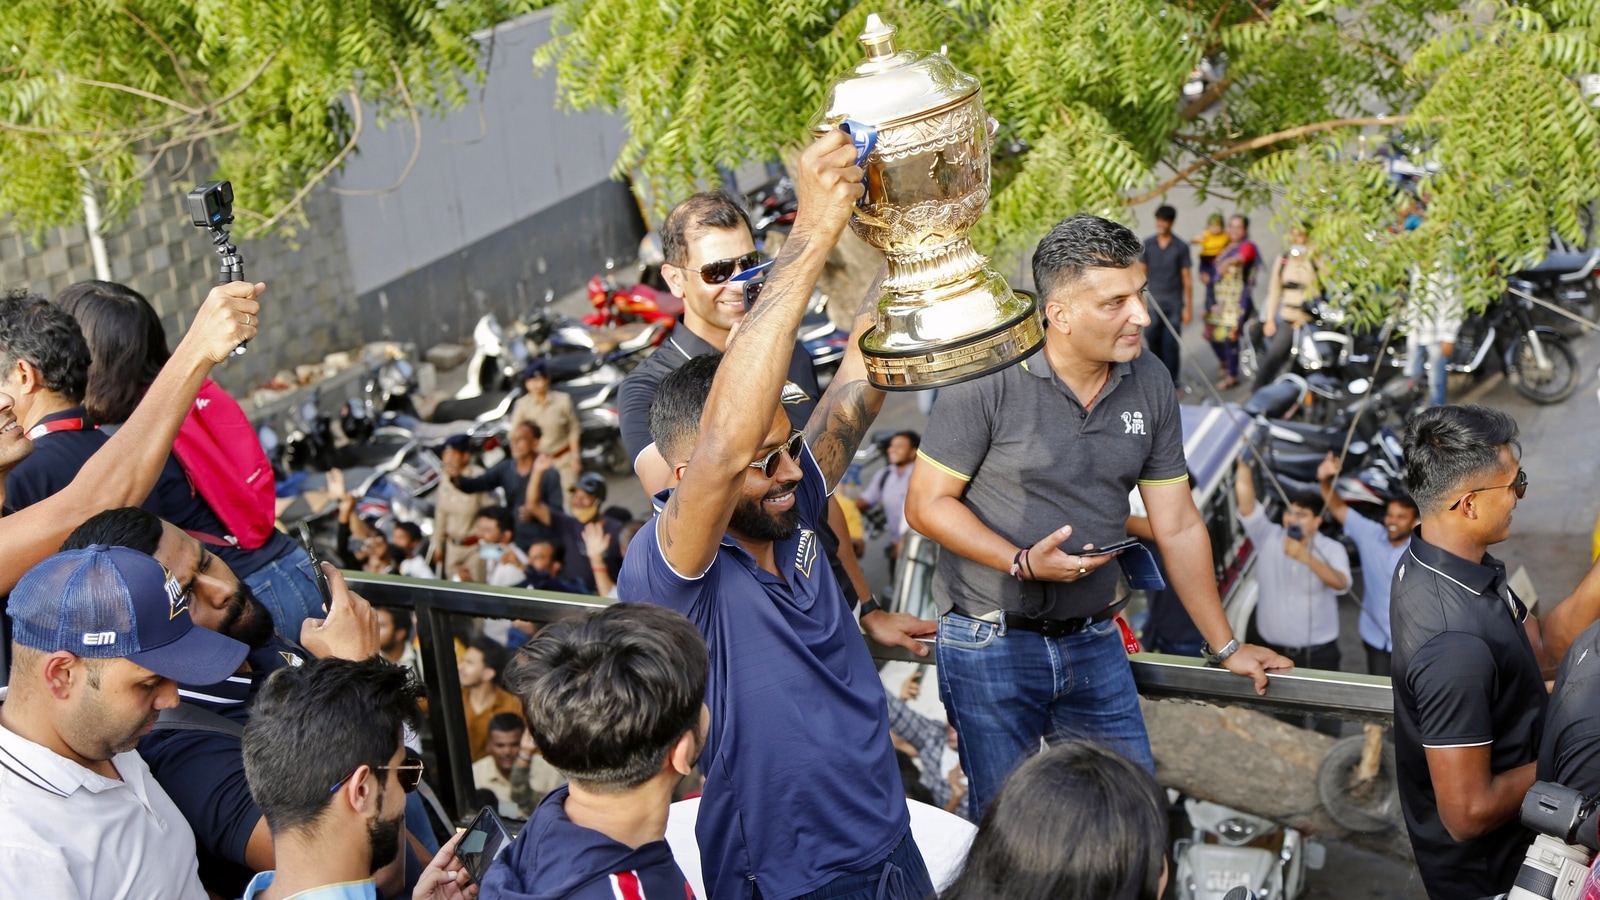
[432,434,489,581]
[510,360,581,493]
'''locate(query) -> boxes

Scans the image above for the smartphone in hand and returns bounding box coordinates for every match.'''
[458,805,512,886]
[297,523,334,609]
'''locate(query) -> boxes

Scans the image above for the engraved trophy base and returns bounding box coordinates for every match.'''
[860,288,1043,391]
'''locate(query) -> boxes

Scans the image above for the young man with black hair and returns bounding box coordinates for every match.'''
[907,214,1287,817]
[460,639,524,763]
[481,603,707,898]
[1317,452,1420,676]
[470,505,528,587]
[618,131,935,900]
[240,656,473,900]
[449,421,564,551]
[856,430,919,567]
[1392,404,1600,899]
[1139,204,1192,383]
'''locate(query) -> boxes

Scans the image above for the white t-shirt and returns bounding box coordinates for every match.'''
[0,716,208,900]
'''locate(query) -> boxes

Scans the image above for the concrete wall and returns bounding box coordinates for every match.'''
[334,10,647,350]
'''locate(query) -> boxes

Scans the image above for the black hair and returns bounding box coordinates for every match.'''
[1284,485,1326,516]
[649,353,722,464]
[1031,215,1144,304]
[504,603,707,792]
[660,191,752,266]
[1402,404,1520,515]
[1154,205,1177,223]
[891,430,921,451]
[513,420,542,440]
[475,505,515,537]
[393,522,423,544]
[1388,491,1420,515]
[61,506,165,555]
[528,538,565,567]
[941,741,1167,900]
[376,607,413,641]
[242,657,421,834]
[51,281,170,425]
[0,288,90,403]
[1231,214,1250,230]
[487,712,525,735]
[468,637,509,679]
[602,506,635,524]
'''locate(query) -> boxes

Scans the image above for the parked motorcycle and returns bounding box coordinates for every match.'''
[1173,795,1323,900]
[585,257,682,329]
[1512,246,1600,336]
[1449,289,1579,404]
[341,350,421,444]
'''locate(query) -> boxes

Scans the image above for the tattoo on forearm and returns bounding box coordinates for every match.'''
[660,494,680,552]
[809,377,873,484]
[855,264,888,321]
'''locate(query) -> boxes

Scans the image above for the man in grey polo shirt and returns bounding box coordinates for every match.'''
[906,214,1288,816]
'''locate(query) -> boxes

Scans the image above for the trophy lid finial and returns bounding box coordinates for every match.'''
[859,14,897,61]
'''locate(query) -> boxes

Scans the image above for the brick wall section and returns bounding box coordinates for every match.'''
[0,152,360,397]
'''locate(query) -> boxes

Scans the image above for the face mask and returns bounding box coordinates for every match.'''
[479,542,505,562]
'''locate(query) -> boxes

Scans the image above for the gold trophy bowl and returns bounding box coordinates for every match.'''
[810,14,1042,390]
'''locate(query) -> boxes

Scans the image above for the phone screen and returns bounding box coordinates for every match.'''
[458,805,511,886]
[297,523,334,608]
[1077,537,1141,558]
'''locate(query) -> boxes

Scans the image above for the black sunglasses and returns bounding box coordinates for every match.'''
[329,754,425,794]
[1448,468,1527,511]
[679,251,763,285]
[750,430,806,478]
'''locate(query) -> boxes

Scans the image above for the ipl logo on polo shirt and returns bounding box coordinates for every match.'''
[164,569,190,620]
[1121,411,1147,435]
[795,529,819,579]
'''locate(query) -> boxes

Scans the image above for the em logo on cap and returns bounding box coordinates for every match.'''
[7,545,248,685]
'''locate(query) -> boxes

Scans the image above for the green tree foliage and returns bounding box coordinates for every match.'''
[0,0,526,238]
[539,0,1600,313]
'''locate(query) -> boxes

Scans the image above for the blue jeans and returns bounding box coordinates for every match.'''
[1408,338,1450,406]
[754,832,932,900]
[243,545,326,639]
[937,611,1154,818]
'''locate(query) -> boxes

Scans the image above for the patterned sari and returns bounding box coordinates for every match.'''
[1205,239,1257,343]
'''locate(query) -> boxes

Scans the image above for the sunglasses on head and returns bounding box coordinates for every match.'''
[329,754,425,794]
[680,252,763,285]
[1447,468,1528,511]
[750,430,806,478]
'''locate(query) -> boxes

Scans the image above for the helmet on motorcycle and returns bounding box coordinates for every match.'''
[522,359,549,382]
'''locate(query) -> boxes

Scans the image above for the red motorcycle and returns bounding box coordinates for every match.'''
[585,235,682,329]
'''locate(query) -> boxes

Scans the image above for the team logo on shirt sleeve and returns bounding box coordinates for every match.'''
[795,529,819,579]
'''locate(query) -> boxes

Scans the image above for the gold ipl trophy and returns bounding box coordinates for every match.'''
[811,14,1043,390]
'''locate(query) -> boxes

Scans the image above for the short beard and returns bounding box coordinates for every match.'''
[218,582,277,649]
[728,491,801,543]
[366,793,404,874]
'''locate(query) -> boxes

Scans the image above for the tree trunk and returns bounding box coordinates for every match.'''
[1142,698,1416,864]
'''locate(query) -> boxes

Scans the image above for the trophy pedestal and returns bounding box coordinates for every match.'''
[859,276,1043,390]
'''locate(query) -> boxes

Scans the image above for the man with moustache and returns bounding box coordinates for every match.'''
[0,545,249,899]
[240,656,472,900]
[617,131,934,900]
[905,214,1287,817]
[63,507,385,898]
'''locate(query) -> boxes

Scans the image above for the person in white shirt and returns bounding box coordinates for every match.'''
[0,545,249,900]
[1234,458,1351,735]
[857,431,919,567]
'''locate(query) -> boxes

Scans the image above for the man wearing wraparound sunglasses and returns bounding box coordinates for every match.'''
[617,181,882,625]
[617,129,936,900]
[1391,404,1600,900]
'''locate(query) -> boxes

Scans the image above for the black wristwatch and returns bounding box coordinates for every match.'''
[1201,638,1240,667]
[858,597,883,620]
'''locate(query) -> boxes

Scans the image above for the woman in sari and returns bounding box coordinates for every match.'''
[1204,215,1258,389]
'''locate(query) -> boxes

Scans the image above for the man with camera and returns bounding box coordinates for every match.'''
[1391,405,1600,899]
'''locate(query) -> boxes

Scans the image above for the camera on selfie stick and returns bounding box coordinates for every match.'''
[185,180,248,356]
[1503,781,1599,900]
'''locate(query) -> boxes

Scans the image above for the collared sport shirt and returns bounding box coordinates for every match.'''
[1390,527,1544,899]
[1341,511,1408,652]
[918,350,1188,621]
[0,716,208,900]
[1238,506,1349,649]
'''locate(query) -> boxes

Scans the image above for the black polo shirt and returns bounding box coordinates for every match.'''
[618,325,820,466]
[919,350,1187,621]
[1141,234,1191,312]
[1390,528,1544,899]
[1538,618,1600,797]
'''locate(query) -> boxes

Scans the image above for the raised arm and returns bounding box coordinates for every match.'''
[1316,452,1349,525]
[1234,456,1259,518]
[804,264,888,489]
[657,131,863,577]
[0,282,260,592]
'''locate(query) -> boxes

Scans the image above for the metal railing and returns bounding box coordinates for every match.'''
[343,572,1393,818]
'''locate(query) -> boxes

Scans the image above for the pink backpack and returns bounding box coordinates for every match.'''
[170,379,277,550]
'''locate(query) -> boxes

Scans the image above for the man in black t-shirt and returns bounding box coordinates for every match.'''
[1391,405,1600,899]
[1539,618,1600,798]
[1139,205,1192,383]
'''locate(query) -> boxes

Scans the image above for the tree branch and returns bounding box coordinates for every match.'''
[1125,115,1416,205]
[332,64,423,196]
[122,8,203,106]
[253,90,364,232]
[67,76,201,115]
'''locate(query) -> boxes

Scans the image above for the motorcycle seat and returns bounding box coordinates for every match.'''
[1264,419,1345,450]
[1243,381,1303,418]
[1514,248,1600,280]
[545,352,605,382]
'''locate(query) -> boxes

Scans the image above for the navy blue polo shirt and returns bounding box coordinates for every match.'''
[1539,618,1600,798]
[617,445,908,900]
[138,637,310,898]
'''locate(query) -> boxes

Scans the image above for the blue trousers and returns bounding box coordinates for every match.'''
[754,832,932,900]
[937,611,1154,818]
[242,544,326,639]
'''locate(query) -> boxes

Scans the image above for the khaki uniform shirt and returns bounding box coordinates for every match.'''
[434,463,488,581]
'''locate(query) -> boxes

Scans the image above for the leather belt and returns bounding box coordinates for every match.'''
[960,599,1128,639]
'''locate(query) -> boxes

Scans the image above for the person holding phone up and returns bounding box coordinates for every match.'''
[1233,456,1350,734]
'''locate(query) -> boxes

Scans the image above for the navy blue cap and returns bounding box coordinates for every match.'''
[522,359,548,381]
[8,546,248,684]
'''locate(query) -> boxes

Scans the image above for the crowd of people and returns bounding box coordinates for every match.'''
[0,125,1594,900]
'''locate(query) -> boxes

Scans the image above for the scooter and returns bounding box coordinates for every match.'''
[1173,796,1323,900]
